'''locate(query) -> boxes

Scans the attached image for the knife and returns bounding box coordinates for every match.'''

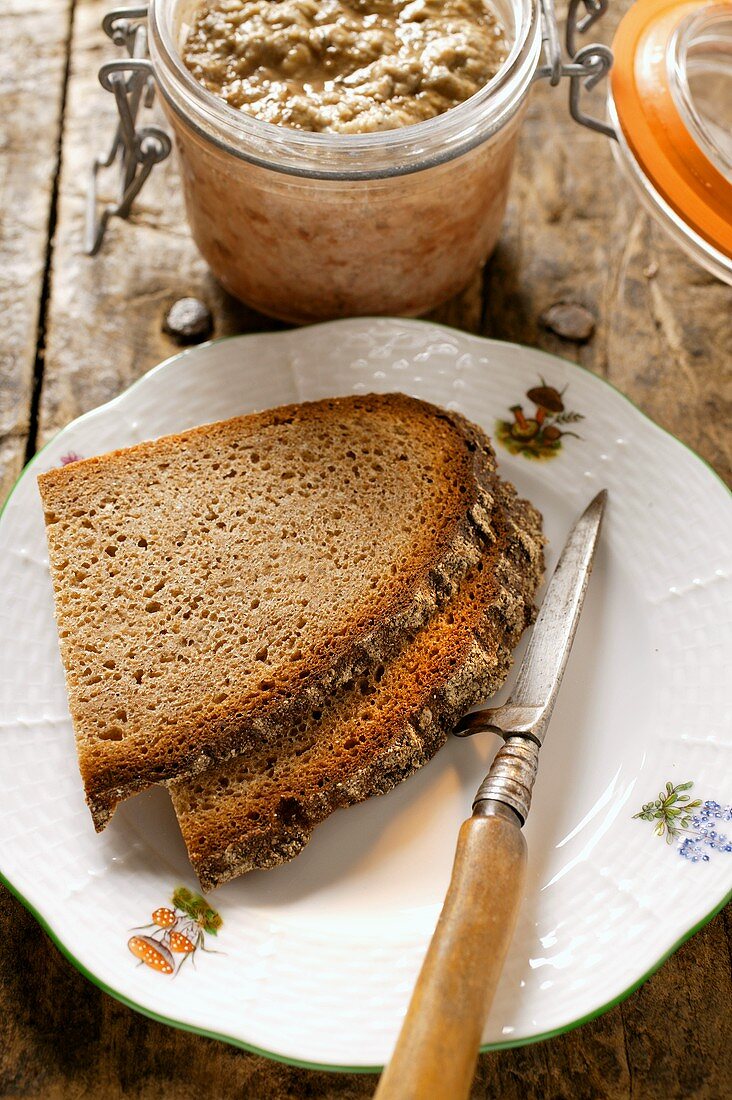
[374,489,607,1100]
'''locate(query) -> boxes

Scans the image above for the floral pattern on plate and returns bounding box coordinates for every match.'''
[633,781,732,862]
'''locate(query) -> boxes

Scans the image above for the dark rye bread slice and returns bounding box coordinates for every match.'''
[170,482,543,890]
[38,394,500,830]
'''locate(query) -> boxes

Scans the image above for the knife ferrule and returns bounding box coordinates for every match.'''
[472,736,541,825]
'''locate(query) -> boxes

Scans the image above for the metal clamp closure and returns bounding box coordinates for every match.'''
[85,5,171,256]
[535,0,616,139]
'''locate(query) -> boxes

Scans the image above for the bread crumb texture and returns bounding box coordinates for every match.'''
[38,394,499,827]
[171,482,544,890]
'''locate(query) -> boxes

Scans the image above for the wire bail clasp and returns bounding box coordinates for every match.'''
[535,0,617,139]
[85,5,171,255]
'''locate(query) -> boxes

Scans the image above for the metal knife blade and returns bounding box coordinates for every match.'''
[456,489,607,745]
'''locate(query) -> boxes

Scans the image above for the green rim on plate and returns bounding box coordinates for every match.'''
[1,319,729,1071]
[1,867,729,1071]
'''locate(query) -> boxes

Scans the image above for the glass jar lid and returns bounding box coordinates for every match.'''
[609,0,732,281]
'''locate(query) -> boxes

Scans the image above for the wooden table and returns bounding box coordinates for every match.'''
[1,1,730,1096]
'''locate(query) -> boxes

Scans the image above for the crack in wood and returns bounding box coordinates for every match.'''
[619,1001,635,1100]
[24,0,77,466]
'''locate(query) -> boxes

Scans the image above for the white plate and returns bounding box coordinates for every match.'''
[1,318,730,1070]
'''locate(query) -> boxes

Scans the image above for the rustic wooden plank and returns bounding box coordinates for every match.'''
[0,0,72,501]
[37,0,281,447]
[1,0,729,1097]
[617,908,732,1100]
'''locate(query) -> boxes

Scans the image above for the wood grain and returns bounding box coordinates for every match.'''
[1,0,731,1096]
[37,0,281,449]
[0,0,72,501]
[375,812,527,1100]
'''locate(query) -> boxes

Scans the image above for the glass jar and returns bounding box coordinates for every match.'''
[88,3,732,310]
[147,0,540,323]
[86,2,621,313]
[608,0,732,284]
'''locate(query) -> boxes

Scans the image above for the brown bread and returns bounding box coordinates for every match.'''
[170,483,544,890]
[38,394,501,829]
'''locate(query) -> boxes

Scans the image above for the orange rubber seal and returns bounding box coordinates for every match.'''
[611,0,732,257]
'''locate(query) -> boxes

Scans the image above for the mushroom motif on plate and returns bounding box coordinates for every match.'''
[127,887,223,976]
[496,379,584,460]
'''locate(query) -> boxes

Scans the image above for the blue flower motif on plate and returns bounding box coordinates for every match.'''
[633,782,732,863]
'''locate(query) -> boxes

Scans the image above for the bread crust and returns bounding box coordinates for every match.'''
[171,484,544,890]
[38,394,503,829]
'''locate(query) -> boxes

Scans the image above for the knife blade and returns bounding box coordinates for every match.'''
[455,487,607,748]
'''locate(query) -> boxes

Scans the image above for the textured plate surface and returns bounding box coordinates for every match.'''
[1,318,730,1069]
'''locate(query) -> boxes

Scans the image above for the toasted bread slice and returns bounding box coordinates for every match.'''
[170,483,543,890]
[38,394,500,829]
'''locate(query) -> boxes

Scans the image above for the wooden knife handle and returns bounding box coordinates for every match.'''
[374,808,526,1100]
